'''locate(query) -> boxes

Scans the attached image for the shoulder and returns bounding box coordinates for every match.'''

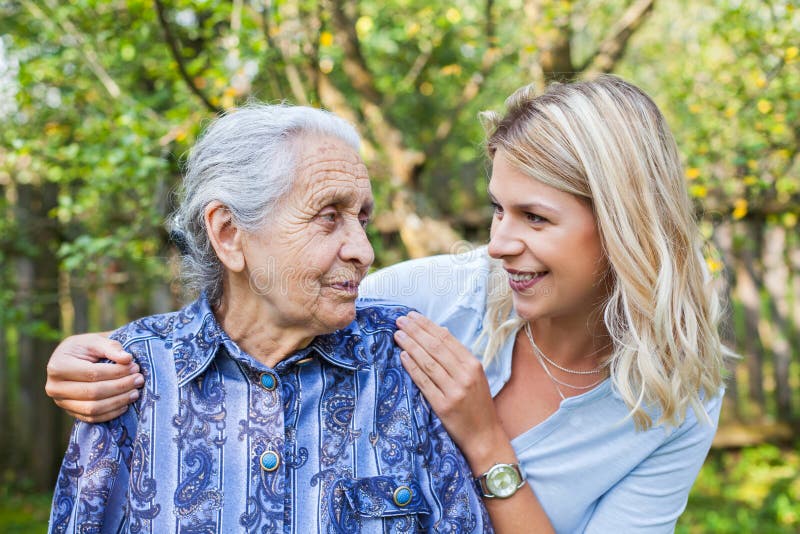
[109,310,181,349]
[313,302,412,369]
[109,298,212,349]
[354,299,416,328]
[676,385,725,439]
[359,246,491,317]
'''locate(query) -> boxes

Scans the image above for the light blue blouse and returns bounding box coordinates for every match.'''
[360,247,723,533]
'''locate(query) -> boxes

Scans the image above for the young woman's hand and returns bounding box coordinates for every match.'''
[45,333,143,422]
[395,312,555,534]
[394,311,508,469]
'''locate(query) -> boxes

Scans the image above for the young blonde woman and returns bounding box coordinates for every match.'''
[46,76,727,532]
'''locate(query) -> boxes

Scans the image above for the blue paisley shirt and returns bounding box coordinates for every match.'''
[49,296,491,533]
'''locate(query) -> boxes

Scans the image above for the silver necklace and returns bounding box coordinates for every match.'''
[532,346,566,401]
[524,324,607,399]
[524,323,605,375]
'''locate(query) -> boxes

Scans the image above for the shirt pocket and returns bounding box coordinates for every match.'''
[341,475,431,528]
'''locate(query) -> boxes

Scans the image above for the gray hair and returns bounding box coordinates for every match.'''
[169,103,361,305]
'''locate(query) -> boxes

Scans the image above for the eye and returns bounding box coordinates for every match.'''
[526,212,547,224]
[318,208,338,224]
[358,215,370,229]
[491,202,504,217]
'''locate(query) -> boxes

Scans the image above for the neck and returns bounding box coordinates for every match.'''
[215,277,315,368]
[528,312,612,370]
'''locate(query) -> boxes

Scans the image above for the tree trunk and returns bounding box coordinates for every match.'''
[712,221,741,420]
[14,184,36,477]
[734,220,765,419]
[97,264,116,331]
[789,229,800,374]
[761,223,793,420]
[0,265,8,475]
[70,275,89,335]
[150,281,174,315]
[15,181,65,490]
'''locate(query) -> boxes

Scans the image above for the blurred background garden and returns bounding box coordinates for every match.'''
[0,0,798,531]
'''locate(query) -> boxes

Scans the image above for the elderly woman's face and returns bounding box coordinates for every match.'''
[242,135,374,335]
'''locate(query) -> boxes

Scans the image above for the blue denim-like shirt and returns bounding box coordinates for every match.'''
[49,296,491,533]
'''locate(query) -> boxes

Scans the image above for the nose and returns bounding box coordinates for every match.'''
[487,215,525,259]
[341,220,375,268]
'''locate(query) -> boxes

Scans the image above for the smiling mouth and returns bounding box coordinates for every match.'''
[505,269,548,292]
[329,280,361,293]
[508,271,547,282]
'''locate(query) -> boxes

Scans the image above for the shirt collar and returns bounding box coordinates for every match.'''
[173,295,370,387]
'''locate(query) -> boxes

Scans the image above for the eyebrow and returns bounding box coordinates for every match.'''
[487,189,560,214]
[318,192,374,214]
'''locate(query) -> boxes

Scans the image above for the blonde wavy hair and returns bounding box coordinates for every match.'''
[478,75,728,430]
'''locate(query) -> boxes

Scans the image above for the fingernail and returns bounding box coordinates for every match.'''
[133,375,145,387]
[130,390,140,401]
[408,311,421,319]
[128,363,139,373]
[396,316,408,327]
[395,330,407,340]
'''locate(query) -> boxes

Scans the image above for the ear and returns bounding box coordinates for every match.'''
[205,201,246,273]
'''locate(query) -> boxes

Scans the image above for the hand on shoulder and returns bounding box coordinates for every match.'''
[45,332,143,423]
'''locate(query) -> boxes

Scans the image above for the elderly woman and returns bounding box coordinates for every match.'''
[48,104,490,533]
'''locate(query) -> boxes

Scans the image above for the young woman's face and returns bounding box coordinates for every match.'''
[487,149,610,323]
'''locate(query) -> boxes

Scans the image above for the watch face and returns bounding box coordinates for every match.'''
[486,464,521,498]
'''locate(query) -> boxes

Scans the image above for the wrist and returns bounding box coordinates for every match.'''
[462,426,517,476]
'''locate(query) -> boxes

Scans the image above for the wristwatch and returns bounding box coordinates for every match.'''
[474,462,526,499]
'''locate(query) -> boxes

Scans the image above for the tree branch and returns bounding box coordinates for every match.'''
[256,2,291,99]
[581,0,656,76]
[152,0,221,113]
[24,0,121,99]
[325,0,382,106]
[422,48,504,167]
[420,1,504,168]
[316,74,378,156]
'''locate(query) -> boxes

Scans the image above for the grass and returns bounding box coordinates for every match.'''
[677,443,800,533]
[3,443,798,532]
[0,483,51,534]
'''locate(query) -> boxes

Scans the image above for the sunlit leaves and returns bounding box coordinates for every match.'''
[679,444,800,532]
[620,0,798,221]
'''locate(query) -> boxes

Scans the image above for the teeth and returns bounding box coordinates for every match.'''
[509,272,543,282]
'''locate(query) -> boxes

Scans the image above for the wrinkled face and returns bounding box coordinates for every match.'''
[242,135,374,335]
[487,149,610,322]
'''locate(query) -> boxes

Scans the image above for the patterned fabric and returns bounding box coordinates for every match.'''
[49,296,492,533]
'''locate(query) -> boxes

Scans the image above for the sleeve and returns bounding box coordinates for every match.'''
[410,387,493,534]
[583,391,724,533]
[360,255,447,314]
[48,407,137,533]
[360,249,490,326]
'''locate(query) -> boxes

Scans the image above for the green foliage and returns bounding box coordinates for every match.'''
[0,477,51,534]
[678,444,800,533]
[2,0,796,280]
[619,0,799,226]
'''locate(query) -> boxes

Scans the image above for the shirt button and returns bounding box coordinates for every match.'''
[393,485,412,507]
[259,372,277,391]
[260,450,280,472]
